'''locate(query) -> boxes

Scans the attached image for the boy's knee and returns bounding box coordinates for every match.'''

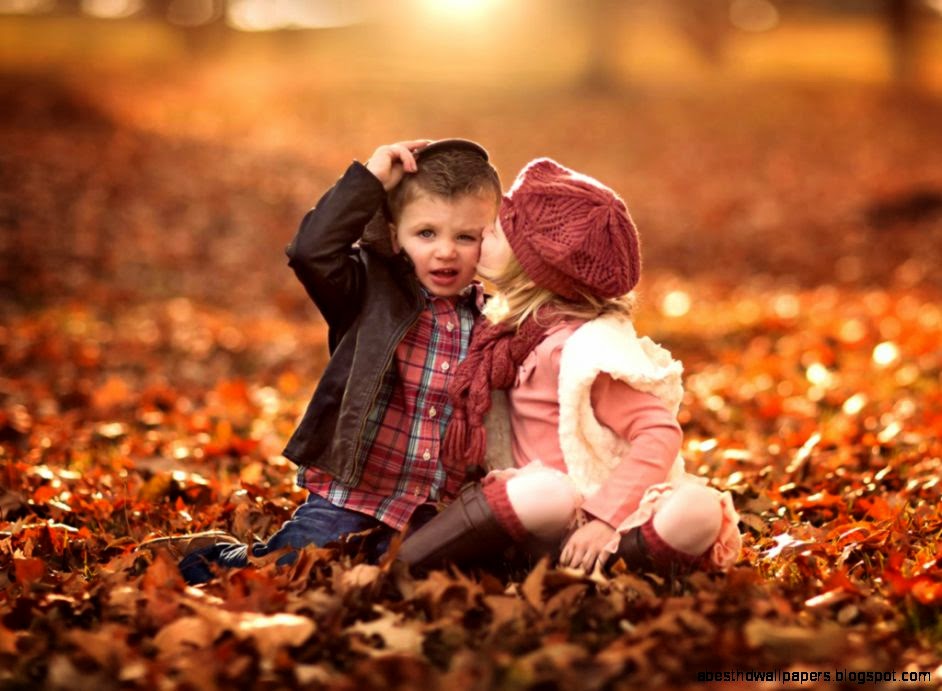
[652,484,723,556]
[505,469,580,539]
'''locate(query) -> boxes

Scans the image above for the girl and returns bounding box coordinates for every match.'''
[397,158,741,574]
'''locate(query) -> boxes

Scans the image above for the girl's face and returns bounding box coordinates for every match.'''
[478,217,514,279]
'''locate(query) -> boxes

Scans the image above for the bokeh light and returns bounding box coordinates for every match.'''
[873,341,901,367]
[81,0,143,19]
[842,393,867,415]
[661,290,692,318]
[729,0,780,33]
[226,0,368,31]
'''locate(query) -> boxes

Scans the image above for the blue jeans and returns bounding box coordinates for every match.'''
[179,493,419,584]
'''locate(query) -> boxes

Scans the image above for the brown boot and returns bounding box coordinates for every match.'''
[396,483,515,572]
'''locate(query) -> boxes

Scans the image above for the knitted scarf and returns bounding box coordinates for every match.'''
[443,308,558,469]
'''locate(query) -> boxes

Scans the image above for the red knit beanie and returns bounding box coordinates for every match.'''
[499,158,641,300]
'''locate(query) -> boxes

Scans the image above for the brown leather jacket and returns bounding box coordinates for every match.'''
[283,162,430,486]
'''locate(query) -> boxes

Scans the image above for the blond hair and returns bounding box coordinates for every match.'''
[481,255,635,329]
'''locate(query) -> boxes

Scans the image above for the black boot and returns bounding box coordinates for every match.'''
[606,525,657,573]
[607,523,700,578]
[396,483,515,572]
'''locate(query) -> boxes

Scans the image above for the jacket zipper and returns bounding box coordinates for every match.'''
[347,290,422,486]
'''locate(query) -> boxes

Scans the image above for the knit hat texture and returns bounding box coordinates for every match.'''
[499,158,640,300]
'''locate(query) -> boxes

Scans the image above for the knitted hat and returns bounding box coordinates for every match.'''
[499,158,640,300]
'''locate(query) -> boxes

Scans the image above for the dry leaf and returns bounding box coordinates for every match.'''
[153,616,214,659]
[521,557,548,611]
[744,619,846,661]
[347,607,424,656]
[13,557,45,585]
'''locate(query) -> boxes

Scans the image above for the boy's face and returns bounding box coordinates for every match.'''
[391,191,496,298]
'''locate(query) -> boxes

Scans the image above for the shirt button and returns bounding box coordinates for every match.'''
[429,407,437,418]
[423,450,431,461]
[445,322,455,332]
[441,361,450,372]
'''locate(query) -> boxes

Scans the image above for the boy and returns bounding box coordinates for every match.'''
[177,139,501,583]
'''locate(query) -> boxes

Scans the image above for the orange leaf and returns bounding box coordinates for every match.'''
[856,496,897,521]
[14,557,45,585]
[911,579,942,606]
[31,484,58,504]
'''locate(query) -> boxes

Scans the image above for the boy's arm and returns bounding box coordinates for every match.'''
[285,140,430,327]
[286,164,383,325]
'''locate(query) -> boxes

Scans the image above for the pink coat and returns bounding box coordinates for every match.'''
[507,322,682,526]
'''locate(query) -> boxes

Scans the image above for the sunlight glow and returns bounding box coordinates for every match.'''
[424,0,499,21]
[81,0,143,19]
[227,0,369,31]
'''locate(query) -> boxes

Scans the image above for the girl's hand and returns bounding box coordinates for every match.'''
[559,518,616,571]
[365,140,432,191]
[482,467,519,485]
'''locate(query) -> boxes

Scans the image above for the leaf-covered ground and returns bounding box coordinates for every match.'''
[2,63,942,689]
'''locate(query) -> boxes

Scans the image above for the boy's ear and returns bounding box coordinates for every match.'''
[388,222,401,253]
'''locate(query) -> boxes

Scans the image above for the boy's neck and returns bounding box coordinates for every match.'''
[418,281,482,306]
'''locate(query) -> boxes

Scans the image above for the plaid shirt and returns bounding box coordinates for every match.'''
[302,284,482,530]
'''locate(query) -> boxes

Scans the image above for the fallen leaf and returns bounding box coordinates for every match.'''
[153,616,214,659]
[346,607,424,656]
[13,558,45,585]
[744,619,846,661]
[521,557,548,611]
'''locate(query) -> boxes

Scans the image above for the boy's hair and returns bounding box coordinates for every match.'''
[481,254,635,330]
[387,148,501,223]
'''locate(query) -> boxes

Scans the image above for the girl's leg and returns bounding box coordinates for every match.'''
[651,483,723,556]
[609,483,732,574]
[396,465,580,572]
[503,467,582,540]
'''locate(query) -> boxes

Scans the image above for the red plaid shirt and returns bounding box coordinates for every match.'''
[302,284,483,530]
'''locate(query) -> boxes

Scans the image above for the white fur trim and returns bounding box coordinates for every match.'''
[556,315,685,496]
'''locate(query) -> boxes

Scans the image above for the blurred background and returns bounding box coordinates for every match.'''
[2,0,942,317]
[3,6,942,685]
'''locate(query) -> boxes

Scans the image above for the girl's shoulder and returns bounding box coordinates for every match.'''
[539,318,588,358]
[543,318,586,345]
[559,314,685,414]
[519,319,586,381]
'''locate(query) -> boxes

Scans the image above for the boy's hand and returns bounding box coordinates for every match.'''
[559,518,616,572]
[365,140,432,191]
